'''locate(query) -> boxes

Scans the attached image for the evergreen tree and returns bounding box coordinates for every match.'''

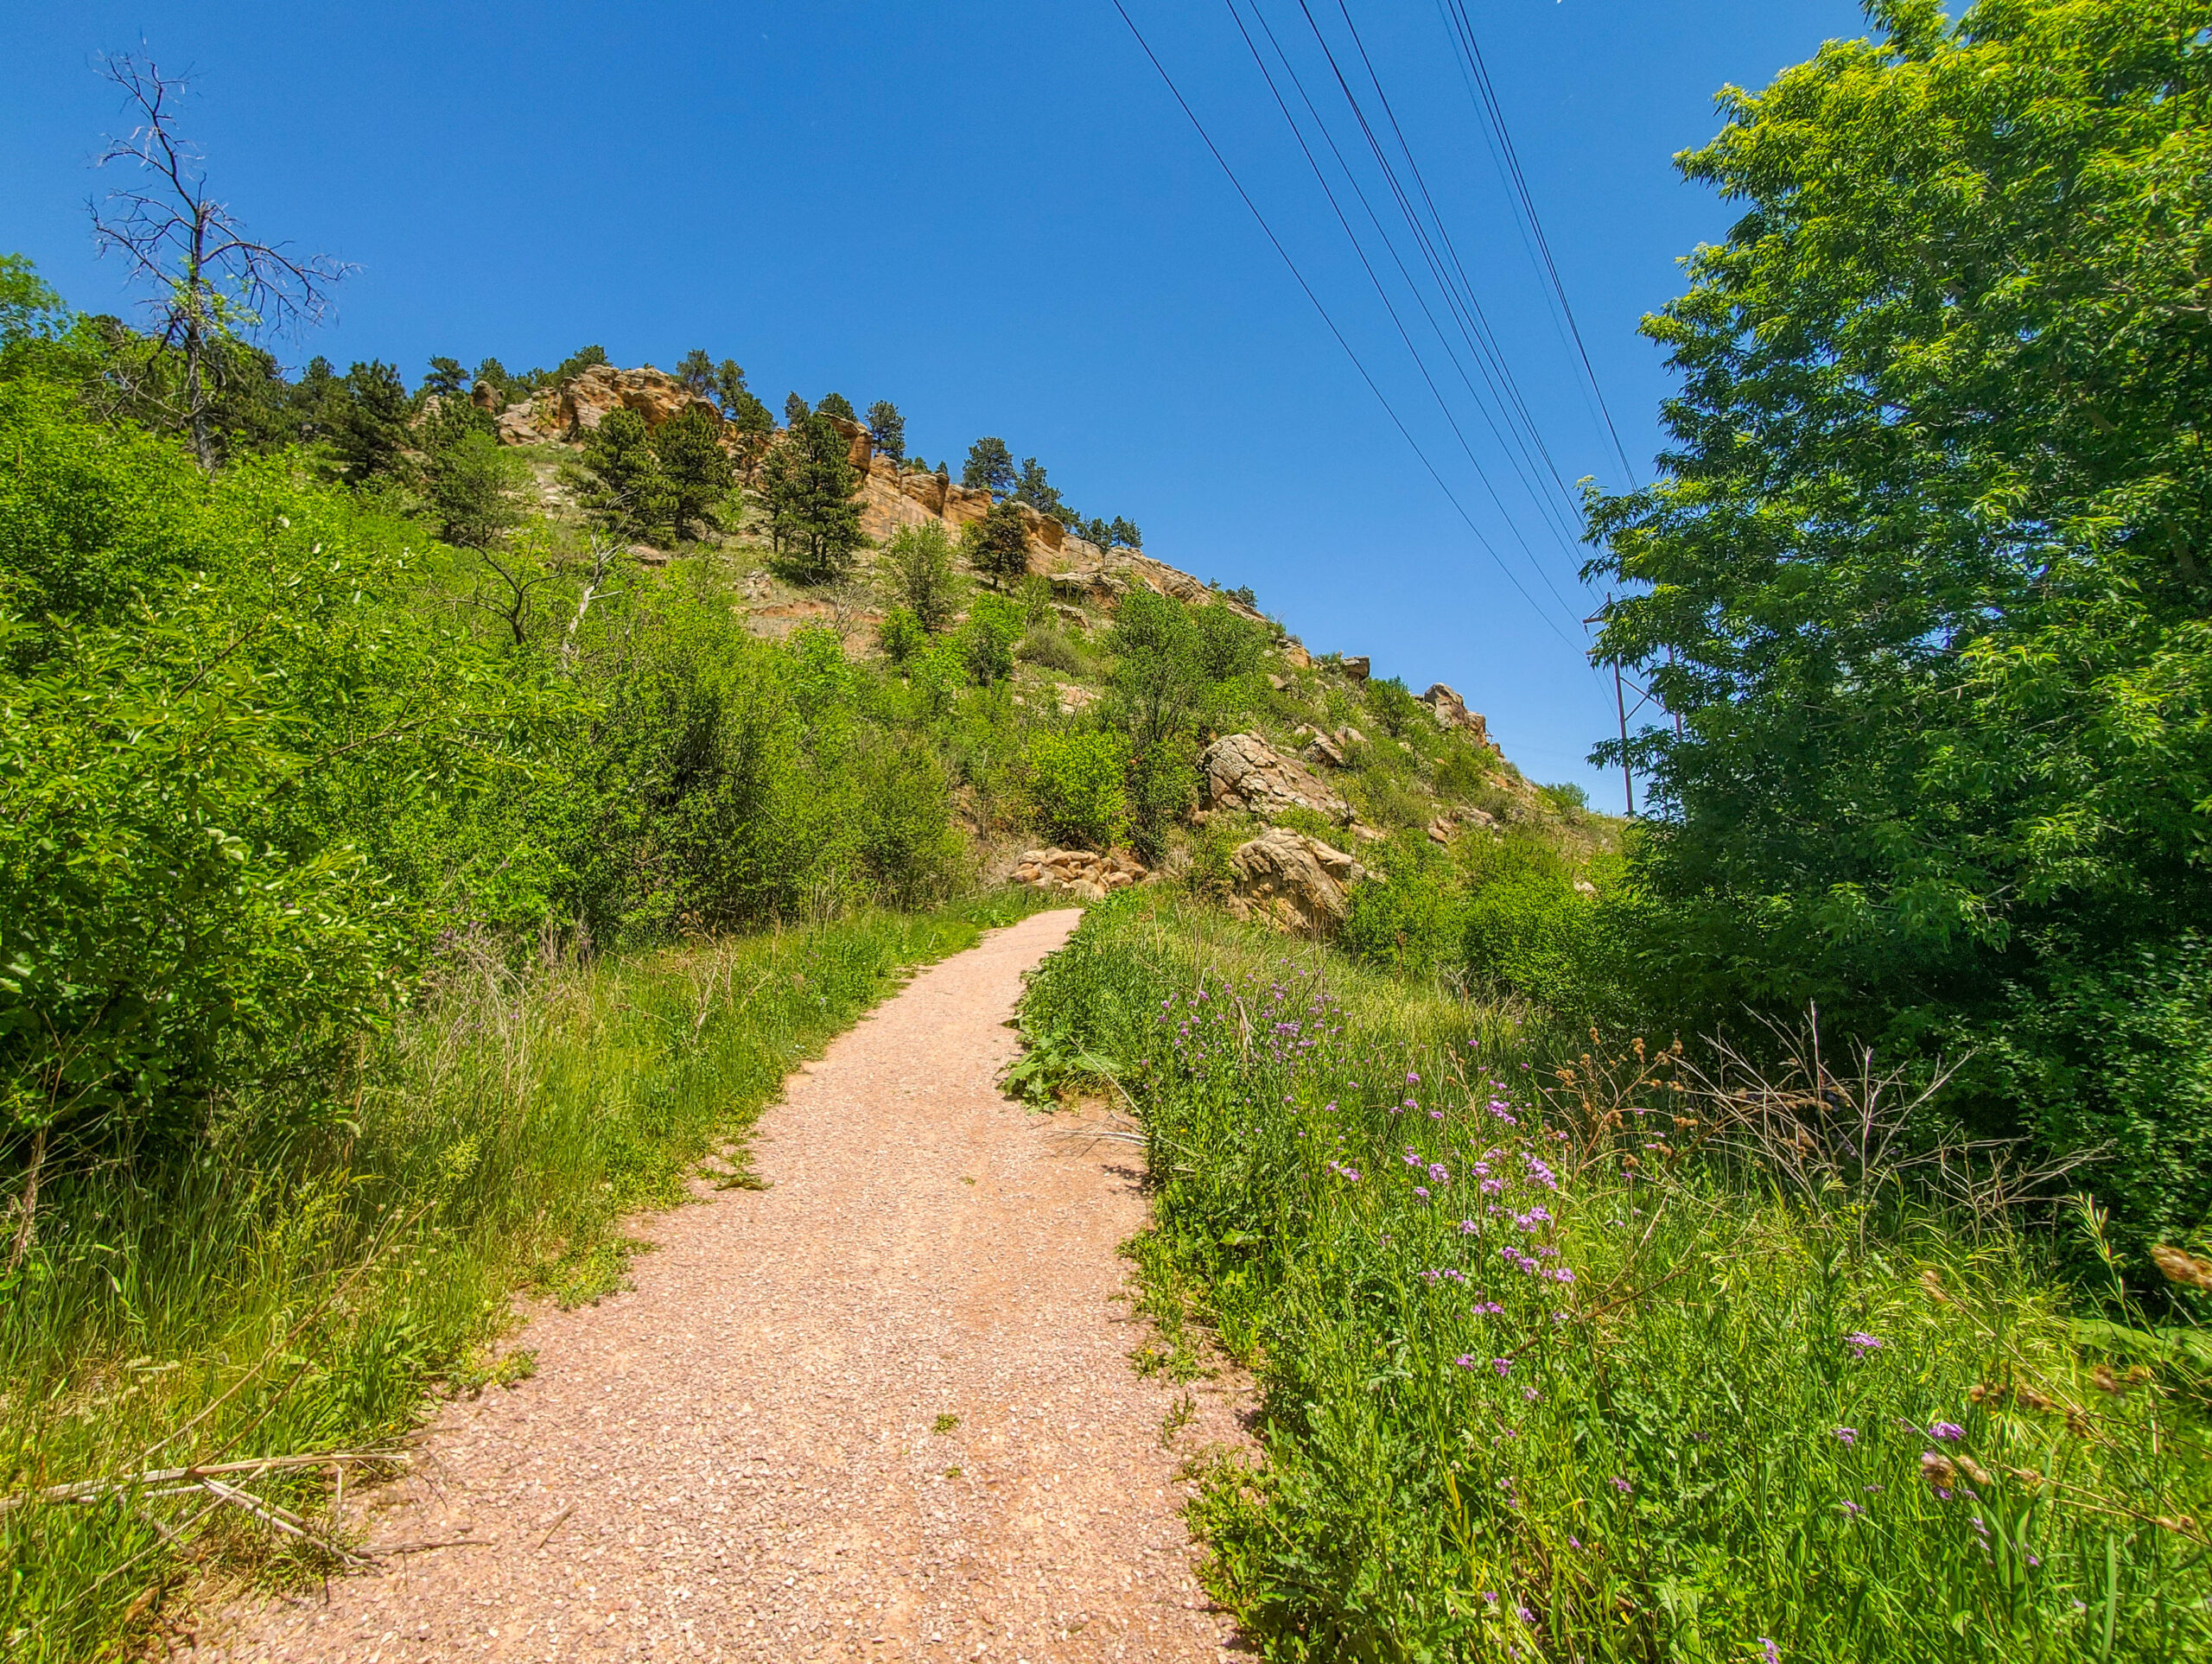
[728,388,775,476]
[553,344,609,384]
[575,409,676,542]
[1109,515,1142,550]
[329,360,411,482]
[761,412,862,582]
[652,407,736,531]
[423,355,469,397]
[474,356,511,397]
[1014,457,1075,526]
[817,391,856,422]
[963,497,1031,588]
[963,436,1015,499]
[865,399,906,464]
[785,391,811,425]
[714,359,750,416]
[676,347,715,397]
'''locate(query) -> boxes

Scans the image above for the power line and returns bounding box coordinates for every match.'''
[1435,0,1637,485]
[1106,0,1583,652]
[1225,0,1589,617]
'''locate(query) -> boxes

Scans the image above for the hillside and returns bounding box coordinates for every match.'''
[461,356,1608,943]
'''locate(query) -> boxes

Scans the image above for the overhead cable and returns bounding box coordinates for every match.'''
[1105,0,1584,651]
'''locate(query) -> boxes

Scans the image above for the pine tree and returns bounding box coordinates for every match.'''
[575,409,676,543]
[762,412,862,583]
[963,436,1015,499]
[866,399,906,464]
[714,359,750,416]
[963,497,1031,588]
[330,360,410,482]
[817,391,856,422]
[423,356,469,397]
[676,347,715,397]
[652,407,736,532]
[785,391,811,425]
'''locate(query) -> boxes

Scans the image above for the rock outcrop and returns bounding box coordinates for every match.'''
[1012,848,1148,901]
[1341,656,1371,680]
[1420,683,1492,748]
[1224,829,1365,934]
[1198,733,1349,822]
[498,365,718,445]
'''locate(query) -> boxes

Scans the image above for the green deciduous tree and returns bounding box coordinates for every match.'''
[880,522,962,633]
[1582,0,2212,1258]
[963,436,1014,499]
[426,429,529,550]
[760,411,862,583]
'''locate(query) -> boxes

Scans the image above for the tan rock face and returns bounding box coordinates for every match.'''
[1011,848,1149,899]
[1283,642,1312,670]
[470,380,502,413]
[1224,828,1365,934]
[1421,683,1492,748]
[827,414,874,473]
[1198,733,1349,822]
[1341,655,1372,681]
[497,365,719,445]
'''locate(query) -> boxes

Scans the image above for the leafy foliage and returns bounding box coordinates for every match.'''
[879,522,962,633]
[1024,730,1130,850]
[1582,0,2212,1257]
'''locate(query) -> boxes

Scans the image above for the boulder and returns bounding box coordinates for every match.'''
[1282,641,1312,670]
[1224,828,1366,934]
[1011,848,1148,898]
[1297,727,1349,770]
[894,469,950,517]
[1012,500,1066,553]
[470,379,503,413]
[826,414,874,473]
[1198,733,1349,822]
[1341,655,1371,680]
[1421,683,1491,746]
[497,364,720,443]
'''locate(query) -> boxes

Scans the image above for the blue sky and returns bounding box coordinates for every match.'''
[0,1,1869,802]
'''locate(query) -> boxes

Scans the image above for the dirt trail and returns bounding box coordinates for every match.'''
[207,908,1249,1663]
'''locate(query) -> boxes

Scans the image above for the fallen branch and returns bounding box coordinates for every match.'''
[2,1448,410,1513]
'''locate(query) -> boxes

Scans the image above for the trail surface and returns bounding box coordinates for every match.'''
[212,909,1247,1663]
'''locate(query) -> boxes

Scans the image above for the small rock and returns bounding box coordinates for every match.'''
[1341,655,1370,680]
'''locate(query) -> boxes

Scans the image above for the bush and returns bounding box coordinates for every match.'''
[852,738,963,908]
[1024,729,1129,850]
[957,594,1022,686]
[879,522,961,633]
[878,605,928,665]
[1342,849,1464,979]
[1015,624,1087,677]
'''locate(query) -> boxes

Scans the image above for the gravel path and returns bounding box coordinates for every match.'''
[207,908,1249,1663]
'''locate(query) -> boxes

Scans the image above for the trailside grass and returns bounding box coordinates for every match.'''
[0,892,1050,1661]
[1020,892,2212,1662]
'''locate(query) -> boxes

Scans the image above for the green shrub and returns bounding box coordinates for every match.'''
[1015,623,1087,677]
[878,605,927,664]
[852,738,963,907]
[957,594,1022,686]
[879,522,961,633]
[1432,742,1494,803]
[1342,848,1464,978]
[1018,897,2212,1664]
[1461,873,1605,1015]
[1024,729,1128,850]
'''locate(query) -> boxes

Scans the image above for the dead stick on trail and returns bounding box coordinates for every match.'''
[533,1502,576,1550]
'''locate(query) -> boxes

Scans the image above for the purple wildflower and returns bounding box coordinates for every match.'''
[1454,1354,1478,1369]
[1834,1426,1857,1446]
[1929,1421,1967,1442]
[1492,1356,1513,1377]
[1844,1332,1883,1358]
[1609,1476,1632,1494]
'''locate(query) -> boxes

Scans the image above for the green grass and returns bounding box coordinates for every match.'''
[0,889,1052,1661]
[1020,892,2212,1662]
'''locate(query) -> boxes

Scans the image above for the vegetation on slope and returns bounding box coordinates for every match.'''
[1020,893,2212,1661]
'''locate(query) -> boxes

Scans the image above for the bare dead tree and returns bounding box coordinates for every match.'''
[88,53,351,467]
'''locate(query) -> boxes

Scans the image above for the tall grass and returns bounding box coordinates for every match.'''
[0,892,1046,1661]
[1021,892,2212,1662]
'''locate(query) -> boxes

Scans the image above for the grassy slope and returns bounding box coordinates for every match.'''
[1020,892,2212,1663]
[0,891,1048,1661]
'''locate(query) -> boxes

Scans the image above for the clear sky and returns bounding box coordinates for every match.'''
[0,0,1869,803]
